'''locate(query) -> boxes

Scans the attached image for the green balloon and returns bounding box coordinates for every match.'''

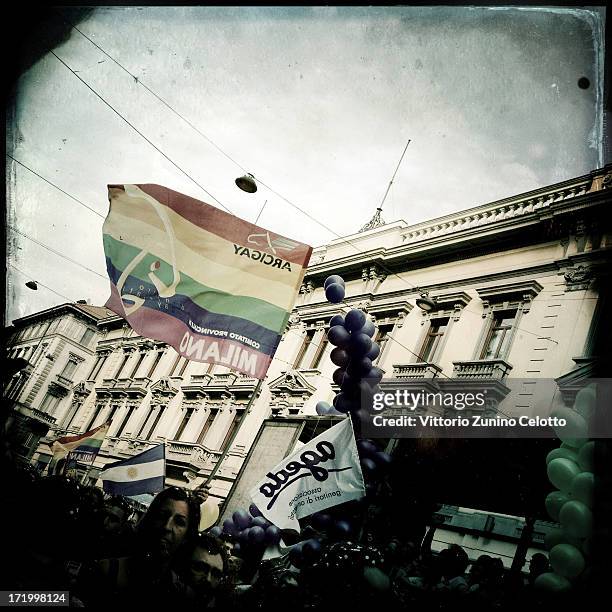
[549,544,585,578]
[534,572,572,592]
[573,387,596,422]
[582,537,592,558]
[545,491,570,522]
[551,406,588,447]
[577,441,595,472]
[544,528,583,551]
[363,567,391,591]
[546,447,578,465]
[560,500,592,539]
[570,472,594,508]
[547,458,581,493]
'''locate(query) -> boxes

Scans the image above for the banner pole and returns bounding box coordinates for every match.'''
[202,378,264,488]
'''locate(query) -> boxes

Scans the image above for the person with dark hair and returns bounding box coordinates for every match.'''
[184,532,229,607]
[75,486,199,607]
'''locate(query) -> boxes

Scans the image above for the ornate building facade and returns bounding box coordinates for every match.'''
[11,164,612,505]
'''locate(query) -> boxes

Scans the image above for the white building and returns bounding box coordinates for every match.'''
[17,164,612,507]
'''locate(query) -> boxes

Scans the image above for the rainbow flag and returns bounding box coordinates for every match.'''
[103,184,312,379]
[51,422,110,466]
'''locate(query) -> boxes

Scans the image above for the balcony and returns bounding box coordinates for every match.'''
[18,405,57,427]
[47,374,73,397]
[96,377,151,399]
[452,359,513,379]
[166,441,221,470]
[393,362,442,379]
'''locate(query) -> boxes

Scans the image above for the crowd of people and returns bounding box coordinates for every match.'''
[1,461,592,609]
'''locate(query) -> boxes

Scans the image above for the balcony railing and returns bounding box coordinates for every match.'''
[166,441,221,469]
[452,359,513,379]
[55,374,73,388]
[393,363,442,379]
[21,406,57,426]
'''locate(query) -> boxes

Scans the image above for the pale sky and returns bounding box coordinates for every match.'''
[6,5,605,323]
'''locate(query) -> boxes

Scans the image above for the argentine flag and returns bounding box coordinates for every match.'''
[100,444,165,496]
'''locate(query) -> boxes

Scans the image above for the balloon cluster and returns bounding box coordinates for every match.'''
[315,274,383,419]
[537,385,597,592]
[211,503,281,559]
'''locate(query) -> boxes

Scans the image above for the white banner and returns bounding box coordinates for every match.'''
[249,418,365,531]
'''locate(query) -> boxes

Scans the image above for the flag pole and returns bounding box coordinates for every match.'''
[202,379,264,488]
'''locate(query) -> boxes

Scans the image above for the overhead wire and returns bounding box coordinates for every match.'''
[48,49,234,215]
[8,263,76,302]
[59,14,568,350]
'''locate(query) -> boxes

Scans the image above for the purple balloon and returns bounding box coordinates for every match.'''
[329,314,345,327]
[264,524,281,545]
[311,512,332,530]
[330,347,350,367]
[316,401,332,416]
[328,325,351,347]
[233,509,251,530]
[352,407,372,420]
[326,283,345,304]
[361,457,377,474]
[347,356,373,377]
[333,520,352,539]
[365,367,384,384]
[357,439,379,457]
[302,538,323,561]
[209,525,223,538]
[324,275,345,289]
[249,525,266,545]
[238,528,250,545]
[222,518,237,537]
[333,392,355,414]
[251,516,269,529]
[332,368,347,386]
[345,309,366,332]
[348,332,372,356]
[361,319,376,338]
[373,451,393,469]
[366,342,380,360]
[233,542,242,555]
[289,542,305,568]
[249,503,263,518]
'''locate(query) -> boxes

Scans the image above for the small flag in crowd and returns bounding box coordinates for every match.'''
[103,184,312,379]
[249,418,365,531]
[51,421,110,467]
[100,444,165,496]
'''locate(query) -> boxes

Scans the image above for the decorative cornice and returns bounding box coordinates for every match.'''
[476,280,543,303]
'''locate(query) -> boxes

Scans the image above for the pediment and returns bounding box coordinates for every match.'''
[150,377,178,396]
[268,370,316,396]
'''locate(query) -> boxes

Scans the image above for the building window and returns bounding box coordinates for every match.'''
[115,404,137,438]
[174,407,196,441]
[60,358,79,380]
[88,353,108,381]
[128,352,147,379]
[106,404,121,428]
[294,329,315,368]
[146,349,165,378]
[374,324,394,364]
[196,409,218,445]
[418,318,449,363]
[145,406,165,440]
[221,410,243,451]
[80,328,95,347]
[114,352,132,379]
[480,310,517,360]
[39,393,61,416]
[311,335,329,369]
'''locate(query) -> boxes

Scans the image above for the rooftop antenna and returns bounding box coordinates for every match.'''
[359,138,411,233]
